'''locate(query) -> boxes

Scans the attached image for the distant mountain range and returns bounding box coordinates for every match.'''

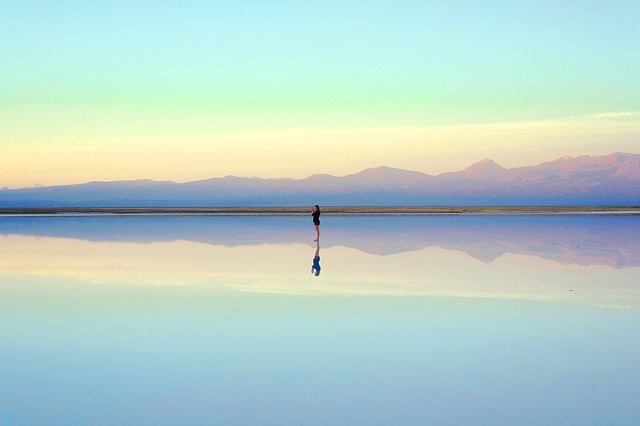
[1,152,639,206]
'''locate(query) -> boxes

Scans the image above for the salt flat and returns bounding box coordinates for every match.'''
[1,214,638,425]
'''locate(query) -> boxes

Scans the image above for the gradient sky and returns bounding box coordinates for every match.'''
[1,0,639,188]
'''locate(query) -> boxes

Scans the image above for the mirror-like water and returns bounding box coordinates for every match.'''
[1,215,639,425]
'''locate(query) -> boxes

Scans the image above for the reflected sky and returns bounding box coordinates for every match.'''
[1,215,639,425]
[1,215,638,307]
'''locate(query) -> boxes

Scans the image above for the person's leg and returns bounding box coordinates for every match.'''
[315,224,320,241]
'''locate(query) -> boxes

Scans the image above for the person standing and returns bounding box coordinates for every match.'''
[311,204,321,241]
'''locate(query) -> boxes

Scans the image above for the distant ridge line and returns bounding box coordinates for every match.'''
[1,153,639,207]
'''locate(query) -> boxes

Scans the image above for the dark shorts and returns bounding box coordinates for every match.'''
[313,220,320,226]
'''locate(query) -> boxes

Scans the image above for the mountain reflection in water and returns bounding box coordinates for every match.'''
[1,215,638,268]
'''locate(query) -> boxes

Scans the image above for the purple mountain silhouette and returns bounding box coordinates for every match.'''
[1,153,638,206]
[341,166,431,188]
[439,159,507,181]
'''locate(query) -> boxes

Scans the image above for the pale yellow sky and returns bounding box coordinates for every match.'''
[3,2,640,189]
[1,111,639,188]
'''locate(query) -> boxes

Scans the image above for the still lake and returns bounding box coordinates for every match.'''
[1,214,639,425]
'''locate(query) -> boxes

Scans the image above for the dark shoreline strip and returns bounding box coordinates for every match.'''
[1,206,639,216]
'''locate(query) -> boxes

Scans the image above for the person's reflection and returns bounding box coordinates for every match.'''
[311,240,321,276]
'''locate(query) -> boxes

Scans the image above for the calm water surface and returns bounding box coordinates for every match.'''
[1,215,639,425]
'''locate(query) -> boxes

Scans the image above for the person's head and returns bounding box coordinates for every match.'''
[315,204,320,211]
[311,266,321,276]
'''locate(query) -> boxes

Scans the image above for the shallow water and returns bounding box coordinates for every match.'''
[1,215,639,425]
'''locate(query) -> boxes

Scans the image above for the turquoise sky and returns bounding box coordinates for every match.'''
[1,1,639,186]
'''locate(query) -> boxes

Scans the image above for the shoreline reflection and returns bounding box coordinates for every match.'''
[1,215,638,268]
